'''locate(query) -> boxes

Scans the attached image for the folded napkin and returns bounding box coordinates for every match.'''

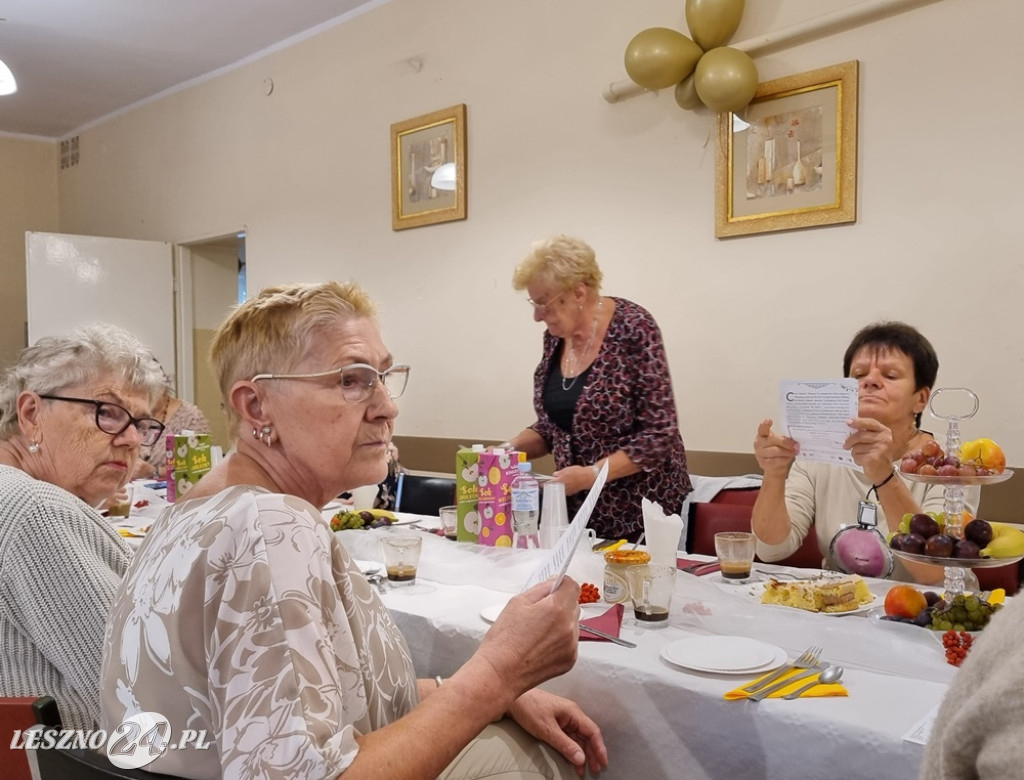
[642,498,684,567]
[724,667,848,700]
[579,603,624,642]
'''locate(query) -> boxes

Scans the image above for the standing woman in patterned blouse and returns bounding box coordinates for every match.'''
[503,235,691,541]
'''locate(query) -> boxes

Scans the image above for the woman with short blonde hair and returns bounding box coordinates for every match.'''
[505,236,690,541]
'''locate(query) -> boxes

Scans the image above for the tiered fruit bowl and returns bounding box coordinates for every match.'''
[891,388,1021,597]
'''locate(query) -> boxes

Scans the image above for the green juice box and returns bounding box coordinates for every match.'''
[455,444,484,543]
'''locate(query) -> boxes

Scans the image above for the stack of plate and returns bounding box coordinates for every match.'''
[660,636,787,674]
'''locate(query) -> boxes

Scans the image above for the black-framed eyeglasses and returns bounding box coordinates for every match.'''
[526,291,567,314]
[38,395,166,446]
[250,363,411,403]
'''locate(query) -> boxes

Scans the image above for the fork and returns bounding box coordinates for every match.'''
[742,645,822,694]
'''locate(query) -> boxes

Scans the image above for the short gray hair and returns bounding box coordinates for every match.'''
[0,323,167,440]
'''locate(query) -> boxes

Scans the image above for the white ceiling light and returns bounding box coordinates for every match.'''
[0,58,16,96]
[430,162,457,191]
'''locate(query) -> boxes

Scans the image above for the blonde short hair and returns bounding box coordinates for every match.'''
[512,235,603,293]
[210,281,376,428]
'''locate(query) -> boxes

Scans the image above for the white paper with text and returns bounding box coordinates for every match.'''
[780,379,860,470]
[524,461,608,593]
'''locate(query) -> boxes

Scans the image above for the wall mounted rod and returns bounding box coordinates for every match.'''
[602,0,946,103]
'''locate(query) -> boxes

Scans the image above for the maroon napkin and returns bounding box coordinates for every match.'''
[677,557,721,575]
[580,603,624,641]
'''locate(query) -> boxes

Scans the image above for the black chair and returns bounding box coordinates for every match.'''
[395,472,456,516]
[20,697,189,780]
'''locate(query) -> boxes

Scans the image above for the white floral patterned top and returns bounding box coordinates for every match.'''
[100,486,418,779]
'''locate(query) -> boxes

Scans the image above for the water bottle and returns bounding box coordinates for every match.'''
[510,462,540,549]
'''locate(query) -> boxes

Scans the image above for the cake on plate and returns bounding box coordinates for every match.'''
[761,574,873,613]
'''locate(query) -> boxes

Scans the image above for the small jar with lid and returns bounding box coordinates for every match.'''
[603,549,651,604]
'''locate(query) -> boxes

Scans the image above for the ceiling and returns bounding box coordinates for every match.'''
[0,0,383,139]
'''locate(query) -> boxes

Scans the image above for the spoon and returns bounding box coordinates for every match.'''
[783,664,844,699]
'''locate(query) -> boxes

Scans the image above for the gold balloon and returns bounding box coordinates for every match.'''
[674,74,703,110]
[624,27,703,91]
[685,0,746,51]
[694,47,758,113]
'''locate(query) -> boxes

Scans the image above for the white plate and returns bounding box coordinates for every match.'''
[480,600,512,623]
[660,636,787,674]
[746,581,881,616]
[353,559,382,576]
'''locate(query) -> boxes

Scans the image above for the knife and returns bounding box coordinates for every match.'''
[748,667,822,701]
[579,624,637,648]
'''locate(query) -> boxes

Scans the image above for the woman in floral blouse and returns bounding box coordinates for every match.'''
[101,281,606,780]
[505,235,691,541]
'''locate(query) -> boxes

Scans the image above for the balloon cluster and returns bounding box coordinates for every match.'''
[624,0,758,113]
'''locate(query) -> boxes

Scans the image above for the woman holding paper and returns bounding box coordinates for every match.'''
[101,281,607,780]
[504,235,691,542]
[751,321,978,581]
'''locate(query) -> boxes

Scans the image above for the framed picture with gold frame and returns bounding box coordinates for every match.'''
[715,61,858,238]
[391,104,467,230]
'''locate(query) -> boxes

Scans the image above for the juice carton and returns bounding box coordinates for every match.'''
[455,445,484,542]
[476,450,519,547]
[170,431,212,501]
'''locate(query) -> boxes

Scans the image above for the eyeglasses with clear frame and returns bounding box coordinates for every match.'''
[37,395,166,446]
[250,363,411,403]
[526,291,568,314]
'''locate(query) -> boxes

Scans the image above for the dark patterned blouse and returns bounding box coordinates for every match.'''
[530,297,691,540]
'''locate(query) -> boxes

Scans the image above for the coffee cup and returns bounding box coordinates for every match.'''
[714,531,756,583]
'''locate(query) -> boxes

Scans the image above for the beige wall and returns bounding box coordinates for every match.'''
[189,241,240,449]
[40,0,1024,465]
[0,136,58,367]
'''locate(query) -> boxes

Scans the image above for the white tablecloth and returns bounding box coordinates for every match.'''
[339,526,953,780]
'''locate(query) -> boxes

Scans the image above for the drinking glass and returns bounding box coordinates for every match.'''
[715,531,757,583]
[626,563,676,626]
[381,534,423,586]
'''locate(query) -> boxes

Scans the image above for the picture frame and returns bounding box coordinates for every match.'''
[391,104,467,230]
[715,60,858,238]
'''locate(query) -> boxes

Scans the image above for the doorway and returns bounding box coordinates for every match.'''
[178,232,245,450]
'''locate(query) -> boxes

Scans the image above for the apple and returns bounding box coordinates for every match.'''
[885,585,928,619]
[961,438,1006,474]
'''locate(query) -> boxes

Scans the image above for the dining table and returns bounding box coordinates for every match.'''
[336,513,962,780]
[108,492,957,779]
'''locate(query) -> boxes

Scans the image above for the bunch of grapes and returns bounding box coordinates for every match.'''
[331,511,368,531]
[942,630,973,667]
[930,593,1000,632]
[579,583,600,604]
[900,439,995,478]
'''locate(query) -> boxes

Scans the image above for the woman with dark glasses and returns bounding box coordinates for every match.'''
[0,323,165,729]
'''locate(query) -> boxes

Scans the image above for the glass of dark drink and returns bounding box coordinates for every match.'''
[715,532,756,583]
[381,534,423,586]
[626,563,676,627]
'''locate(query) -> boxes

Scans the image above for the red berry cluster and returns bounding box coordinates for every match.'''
[942,630,973,667]
[579,583,600,604]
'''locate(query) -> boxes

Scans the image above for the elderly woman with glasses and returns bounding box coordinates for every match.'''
[102,281,607,780]
[503,235,691,541]
[0,324,166,729]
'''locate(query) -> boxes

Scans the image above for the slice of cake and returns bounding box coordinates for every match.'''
[761,575,872,613]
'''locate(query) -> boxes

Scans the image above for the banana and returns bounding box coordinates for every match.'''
[988,521,1022,537]
[981,526,1024,558]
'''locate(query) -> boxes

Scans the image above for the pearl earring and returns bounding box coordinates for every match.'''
[252,428,260,439]
[28,441,40,454]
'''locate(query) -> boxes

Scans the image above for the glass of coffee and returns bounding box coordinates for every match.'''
[626,563,676,626]
[380,534,423,586]
[714,531,757,583]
